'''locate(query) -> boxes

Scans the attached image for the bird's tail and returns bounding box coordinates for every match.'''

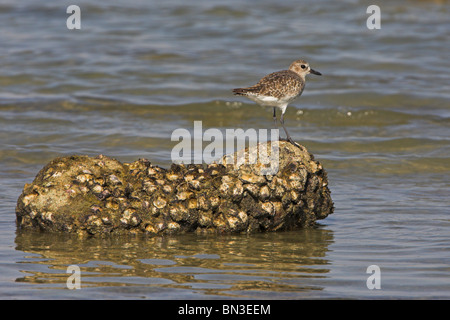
[232,88,247,96]
[232,87,259,96]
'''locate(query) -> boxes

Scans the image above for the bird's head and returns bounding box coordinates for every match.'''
[289,59,322,78]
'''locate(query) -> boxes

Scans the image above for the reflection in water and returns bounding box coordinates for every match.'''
[14,227,333,298]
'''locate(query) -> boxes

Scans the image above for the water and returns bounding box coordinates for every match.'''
[0,0,449,299]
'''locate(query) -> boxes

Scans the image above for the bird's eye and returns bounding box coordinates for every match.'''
[301,65,306,69]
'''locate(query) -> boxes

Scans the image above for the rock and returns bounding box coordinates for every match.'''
[16,141,334,236]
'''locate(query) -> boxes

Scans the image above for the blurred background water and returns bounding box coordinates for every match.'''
[0,0,449,299]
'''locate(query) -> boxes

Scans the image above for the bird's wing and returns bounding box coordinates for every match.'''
[254,70,303,99]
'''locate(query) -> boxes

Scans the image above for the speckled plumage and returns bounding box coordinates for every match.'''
[233,59,321,143]
[233,69,304,112]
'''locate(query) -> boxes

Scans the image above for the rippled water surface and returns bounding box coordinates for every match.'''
[0,0,449,299]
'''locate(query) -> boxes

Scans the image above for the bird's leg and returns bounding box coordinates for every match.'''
[273,107,281,140]
[273,107,277,127]
[280,112,295,145]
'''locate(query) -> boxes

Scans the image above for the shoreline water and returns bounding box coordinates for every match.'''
[1,0,449,299]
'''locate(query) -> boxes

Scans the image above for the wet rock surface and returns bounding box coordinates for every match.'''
[16,141,334,236]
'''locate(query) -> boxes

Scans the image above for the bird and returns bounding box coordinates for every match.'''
[232,59,321,144]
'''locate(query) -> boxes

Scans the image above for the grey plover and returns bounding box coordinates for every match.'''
[233,59,321,144]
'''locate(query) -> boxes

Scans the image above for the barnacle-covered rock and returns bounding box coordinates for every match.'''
[16,141,333,236]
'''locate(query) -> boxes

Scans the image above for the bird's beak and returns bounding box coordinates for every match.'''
[309,68,322,76]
